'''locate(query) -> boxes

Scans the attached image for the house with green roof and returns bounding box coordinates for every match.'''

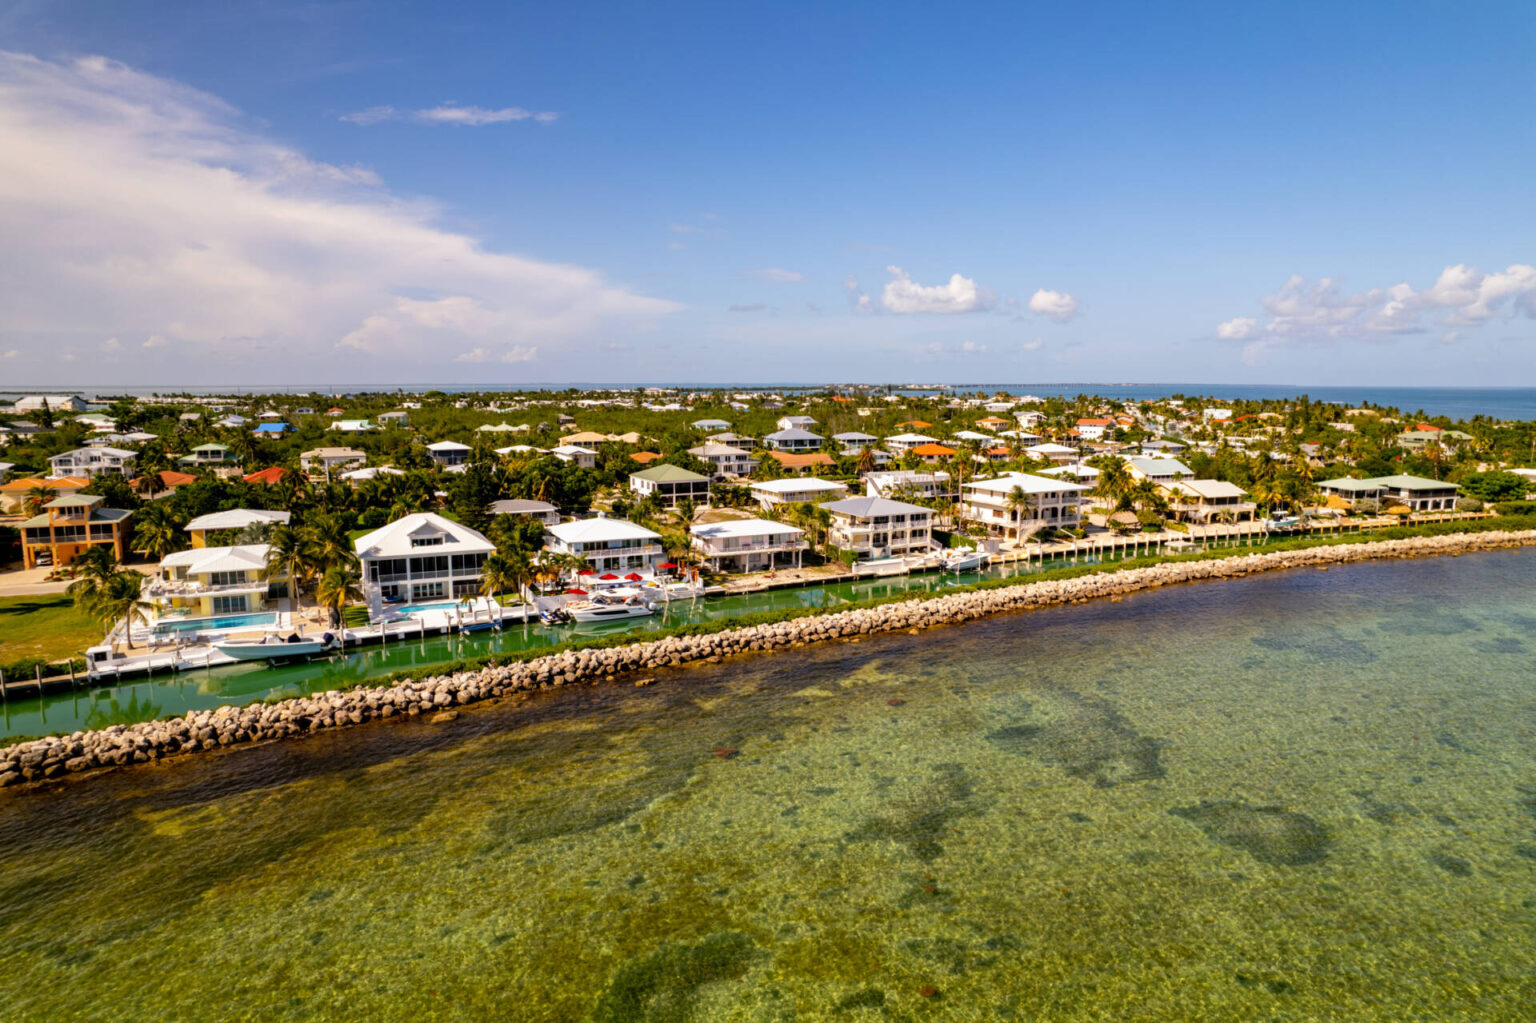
[179,443,237,467]
[629,463,710,508]
[19,494,131,569]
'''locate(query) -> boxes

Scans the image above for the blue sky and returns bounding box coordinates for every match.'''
[1,0,1533,386]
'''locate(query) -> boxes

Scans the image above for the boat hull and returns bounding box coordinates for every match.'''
[213,640,333,662]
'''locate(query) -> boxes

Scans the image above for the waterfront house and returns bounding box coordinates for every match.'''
[863,469,950,500]
[690,519,807,573]
[186,508,291,547]
[688,442,755,479]
[629,464,711,508]
[1163,479,1257,522]
[763,427,824,452]
[960,472,1091,539]
[691,418,732,432]
[146,544,283,618]
[819,496,933,561]
[1125,457,1195,484]
[1317,474,1460,512]
[750,477,849,508]
[19,494,131,569]
[488,499,561,526]
[544,515,664,573]
[300,447,368,476]
[355,512,496,602]
[427,441,472,467]
[48,446,136,479]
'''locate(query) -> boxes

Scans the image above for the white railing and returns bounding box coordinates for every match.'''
[693,539,808,556]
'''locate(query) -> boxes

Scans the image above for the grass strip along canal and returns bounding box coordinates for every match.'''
[3,515,1534,747]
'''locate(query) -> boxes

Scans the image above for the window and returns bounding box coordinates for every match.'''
[411,581,445,600]
[212,595,246,615]
[208,570,248,587]
[410,535,444,548]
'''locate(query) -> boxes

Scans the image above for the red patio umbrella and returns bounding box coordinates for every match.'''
[659,562,678,569]
[578,568,596,575]
[599,573,620,580]
[624,573,643,581]
[565,588,588,595]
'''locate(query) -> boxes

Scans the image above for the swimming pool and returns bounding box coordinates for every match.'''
[152,612,278,635]
[391,601,459,615]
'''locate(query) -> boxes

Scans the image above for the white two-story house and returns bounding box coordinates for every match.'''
[819,496,932,561]
[750,477,849,509]
[690,518,807,573]
[961,472,1090,539]
[688,442,755,479]
[354,512,495,603]
[544,515,664,573]
[49,446,136,479]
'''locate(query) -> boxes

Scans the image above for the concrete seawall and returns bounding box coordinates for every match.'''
[5,529,1534,788]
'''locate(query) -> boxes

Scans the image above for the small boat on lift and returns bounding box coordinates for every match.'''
[940,548,989,572]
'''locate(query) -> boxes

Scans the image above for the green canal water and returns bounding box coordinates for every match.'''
[1,550,1534,1020]
[1,544,1197,741]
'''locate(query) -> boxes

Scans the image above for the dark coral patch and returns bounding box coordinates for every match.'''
[1170,801,1332,866]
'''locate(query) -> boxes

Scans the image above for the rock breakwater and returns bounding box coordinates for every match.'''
[4,530,1533,788]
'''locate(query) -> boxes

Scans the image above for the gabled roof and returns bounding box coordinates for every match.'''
[766,451,834,468]
[910,443,957,456]
[489,499,557,515]
[1127,457,1193,476]
[546,516,661,544]
[353,512,495,559]
[965,472,1091,495]
[631,464,710,484]
[161,543,271,575]
[750,477,847,493]
[820,495,931,517]
[186,508,291,533]
[1167,479,1248,500]
[1367,474,1459,491]
[832,431,878,442]
[691,518,803,540]
[764,427,824,441]
[0,475,88,492]
[242,467,290,485]
[689,443,754,458]
[427,440,471,451]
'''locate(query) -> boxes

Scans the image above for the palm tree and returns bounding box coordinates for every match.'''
[22,483,53,517]
[306,515,357,573]
[1006,485,1037,539]
[96,569,152,651]
[263,523,311,615]
[479,552,512,605]
[314,563,363,630]
[855,446,878,476]
[67,545,120,611]
[131,502,185,561]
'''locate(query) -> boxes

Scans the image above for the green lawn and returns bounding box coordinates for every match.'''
[0,593,101,665]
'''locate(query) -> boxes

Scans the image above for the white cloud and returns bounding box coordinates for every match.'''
[749,267,803,283]
[1020,337,1043,352]
[341,103,558,126]
[727,303,768,313]
[0,53,677,372]
[1216,316,1259,341]
[454,344,537,364]
[961,340,987,353]
[1218,265,1536,344]
[1027,288,1079,323]
[101,336,120,351]
[142,334,168,349]
[1,349,18,359]
[881,266,992,314]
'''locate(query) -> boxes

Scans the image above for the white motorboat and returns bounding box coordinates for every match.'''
[213,631,339,662]
[940,548,989,572]
[566,595,655,622]
[640,581,708,602]
[854,556,915,577]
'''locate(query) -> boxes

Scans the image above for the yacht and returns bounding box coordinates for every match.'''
[565,594,656,622]
[213,631,339,662]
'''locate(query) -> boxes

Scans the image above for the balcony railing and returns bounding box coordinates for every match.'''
[145,578,270,596]
[693,538,808,556]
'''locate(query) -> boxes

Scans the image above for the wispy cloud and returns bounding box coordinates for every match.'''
[727,303,768,313]
[0,53,675,371]
[1216,265,1536,344]
[748,267,803,283]
[454,344,538,363]
[342,103,559,126]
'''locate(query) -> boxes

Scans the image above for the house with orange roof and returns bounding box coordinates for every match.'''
[130,469,199,496]
[0,476,89,515]
[895,419,932,430]
[909,443,957,464]
[630,451,664,464]
[243,466,292,486]
[764,450,835,473]
[1075,417,1115,441]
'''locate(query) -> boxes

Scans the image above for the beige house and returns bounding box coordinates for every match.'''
[1163,479,1257,522]
[301,447,367,475]
[960,472,1090,539]
[819,496,932,561]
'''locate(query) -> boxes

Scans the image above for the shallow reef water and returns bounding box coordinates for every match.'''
[1,551,1535,1020]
